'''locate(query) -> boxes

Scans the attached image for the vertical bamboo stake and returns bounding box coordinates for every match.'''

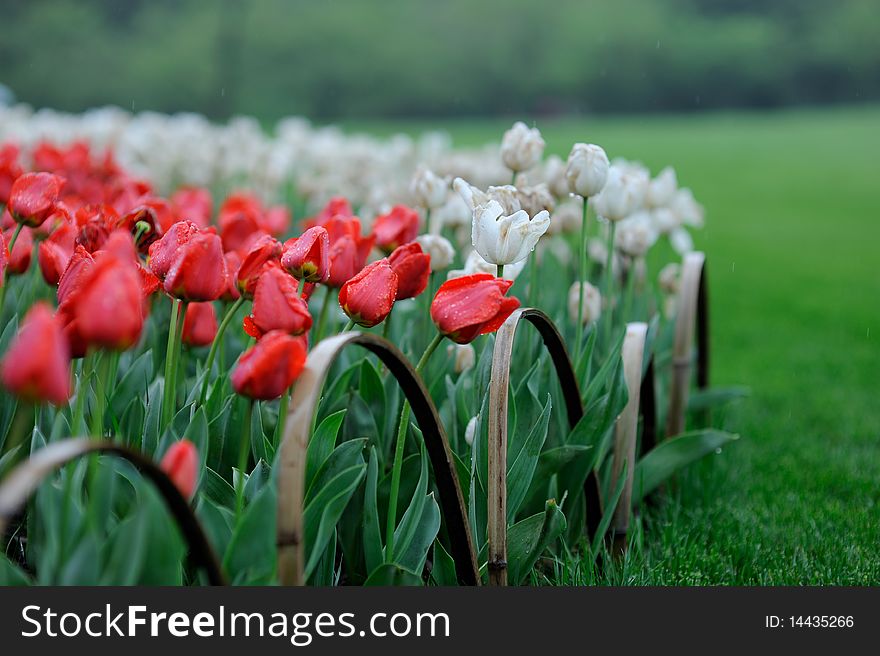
[609,321,648,554]
[665,251,706,438]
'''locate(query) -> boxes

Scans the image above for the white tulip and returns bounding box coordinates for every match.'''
[410,166,448,209]
[541,154,571,198]
[448,249,527,281]
[471,199,550,266]
[453,178,521,215]
[669,227,694,255]
[645,166,678,208]
[547,198,582,235]
[447,343,476,374]
[565,143,610,198]
[416,234,455,271]
[658,262,681,295]
[516,182,555,216]
[650,207,679,234]
[669,187,705,228]
[501,121,544,173]
[615,211,659,258]
[464,416,478,447]
[430,192,471,231]
[568,281,602,325]
[591,165,649,222]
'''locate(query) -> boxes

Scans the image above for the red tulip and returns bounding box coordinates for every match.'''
[388,242,430,300]
[338,259,398,327]
[0,302,71,405]
[0,231,6,281]
[245,266,312,338]
[430,273,520,344]
[263,205,290,236]
[73,250,145,350]
[164,231,227,302]
[1,218,33,275]
[236,234,282,297]
[73,204,118,252]
[309,197,353,227]
[221,251,242,301]
[57,245,95,308]
[0,144,23,205]
[38,220,77,285]
[281,226,330,283]
[218,193,263,253]
[160,439,198,499]
[171,187,213,228]
[117,203,166,253]
[231,330,307,400]
[147,220,202,281]
[324,216,375,288]
[8,172,64,227]
[373,205,420,252]
[181,302,218,347]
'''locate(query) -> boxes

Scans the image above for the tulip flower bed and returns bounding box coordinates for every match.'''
[0,110,739,586]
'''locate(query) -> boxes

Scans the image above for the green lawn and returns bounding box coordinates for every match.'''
[354,106,880,584]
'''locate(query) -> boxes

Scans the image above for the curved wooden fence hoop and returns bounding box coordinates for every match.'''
[486,308,602,586]
[0,438,226,585]
[276,332,479,586]
[665,252,709,437]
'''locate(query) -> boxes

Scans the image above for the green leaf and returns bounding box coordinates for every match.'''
[507,394,552,523]
[429,540,457,586]
[396,493,440,574]
[223,483,277,584]
[203,467,236,509]
[591,461,627,558]
[305,438,366,504]
[109,351,153,421]
[633,429,740,502]
[391,442,429,561]
[102,513,148,585]
[0,556,32,586]
[687,386,751,412]
[583,330,625,404]
[303,463,366,579]
[362,447,384,576]
[305,409,346,486]
[507,499,567,585]
[363,563,423,586]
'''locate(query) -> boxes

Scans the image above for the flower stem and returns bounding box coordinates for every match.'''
[7,223,23,254]
[199,295,245,407]
[574,197,589,364]
[90,351,112,437]
[162,298,182,428]
[603,221,617,348]
[342,318,355,332]
[385,332,443,562]
[71,353,93,435]
[313,285,333,343]
[0,223,24,313]
[496,264,504,279]
[236,399,254,520]
[273,385,292,446]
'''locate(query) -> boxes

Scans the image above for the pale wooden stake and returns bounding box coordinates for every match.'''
[610,321,648,552]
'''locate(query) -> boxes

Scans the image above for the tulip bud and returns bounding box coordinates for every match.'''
[501,122,544,173]
[311,197,354,226]
[339,259,398,328]
[415,234,455,272]
[615,212,658,258]
[0,302,71,405]
[247,266,312,337]
[324,217,375,288]
[373,205,420,252]
[1,220,33,275]
[430,273,520,344]
[471,200,550,267]
[231,331,307,400]
[181,302,218,347]
[669,227,694,255]
[669,188,705,228]
[447,342,476,374]
[516,183,555,217]
[567,281,602,325]
[645,166,677,208]
[410,167,447,210]
[218,193,264,253]
[74,250,145,351]
[388,242,430,300]
[8,172,64,227]
[464,416,478,446]
[263,205,290,236]
[281,226,330,283]
[658,263,681,295]
[160,440,199,499]
[565,143,610,198]
[0,144,23,206]
[164,231,228,302]
[591,165,648,222]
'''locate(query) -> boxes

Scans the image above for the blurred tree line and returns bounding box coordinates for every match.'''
[0,0,877,120]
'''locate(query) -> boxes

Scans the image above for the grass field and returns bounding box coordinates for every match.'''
[354,106,880,583]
